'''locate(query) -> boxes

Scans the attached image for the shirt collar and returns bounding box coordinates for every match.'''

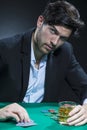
[31,40,47,63]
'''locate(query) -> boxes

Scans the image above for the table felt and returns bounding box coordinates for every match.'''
[0,103,87,130]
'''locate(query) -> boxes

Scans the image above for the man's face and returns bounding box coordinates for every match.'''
[34,16,72,55]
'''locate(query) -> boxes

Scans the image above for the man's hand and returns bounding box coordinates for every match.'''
[0,103,30,122]
[67,104,87,126]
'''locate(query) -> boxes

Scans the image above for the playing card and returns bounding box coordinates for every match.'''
[16,120,37,127]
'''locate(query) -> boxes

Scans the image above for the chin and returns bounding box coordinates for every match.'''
[41,49,49,55]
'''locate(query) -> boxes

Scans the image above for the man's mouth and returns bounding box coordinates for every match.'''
[44,44,54,51]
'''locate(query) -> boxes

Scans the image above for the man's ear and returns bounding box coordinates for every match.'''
[37,15,44,27]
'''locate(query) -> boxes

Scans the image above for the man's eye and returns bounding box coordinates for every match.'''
[50,29,55,34]
[60,37,68,42]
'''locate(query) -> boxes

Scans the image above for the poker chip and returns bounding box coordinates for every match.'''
[41,108,58,122]
[41,110,49,113]
[51,116,58,120]
[48,109,55,113]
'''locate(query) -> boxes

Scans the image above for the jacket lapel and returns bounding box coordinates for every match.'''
[19,30,33,101]
[42,49,62,102]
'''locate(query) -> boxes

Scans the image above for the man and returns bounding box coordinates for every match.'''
[0,0,87,126]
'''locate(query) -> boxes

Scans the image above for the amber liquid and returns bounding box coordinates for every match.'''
[58,106,74,124]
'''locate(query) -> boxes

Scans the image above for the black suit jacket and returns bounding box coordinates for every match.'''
[0,28,87,104]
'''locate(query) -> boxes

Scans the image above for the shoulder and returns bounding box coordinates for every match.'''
[61,42,73,52]
[0,27,35,47]
[0,28,35,54]
[54,42,73,56]
[0,33,23,48]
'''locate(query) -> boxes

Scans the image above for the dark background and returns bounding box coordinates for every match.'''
[0,0,87,72]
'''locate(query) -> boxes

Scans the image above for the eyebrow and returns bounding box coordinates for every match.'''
[51,25,59,35]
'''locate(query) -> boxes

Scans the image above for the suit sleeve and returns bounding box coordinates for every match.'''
[65,44,87,104]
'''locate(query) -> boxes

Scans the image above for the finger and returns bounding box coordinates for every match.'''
[67,106,86,123]
[75,119,87,126]
[23,111,30,122]
[14,110,30,122]
[14,111,25,122]
[68,112,82,122]
[67,114,85,125]
[19,107,30,122]
[5,103,30,122]
[0,111,20,122]
[69,105,81,116]
[9,112,20,122]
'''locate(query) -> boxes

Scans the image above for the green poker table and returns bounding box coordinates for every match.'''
[0,103,87,130]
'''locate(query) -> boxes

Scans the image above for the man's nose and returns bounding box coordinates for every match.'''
[52,36,60,46]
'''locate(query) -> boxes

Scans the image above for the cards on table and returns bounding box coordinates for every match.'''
[16,120,37,127]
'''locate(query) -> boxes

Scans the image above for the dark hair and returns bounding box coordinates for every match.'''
[42,0,85,36]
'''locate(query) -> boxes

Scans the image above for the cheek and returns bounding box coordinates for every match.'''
[42,31,51,42]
